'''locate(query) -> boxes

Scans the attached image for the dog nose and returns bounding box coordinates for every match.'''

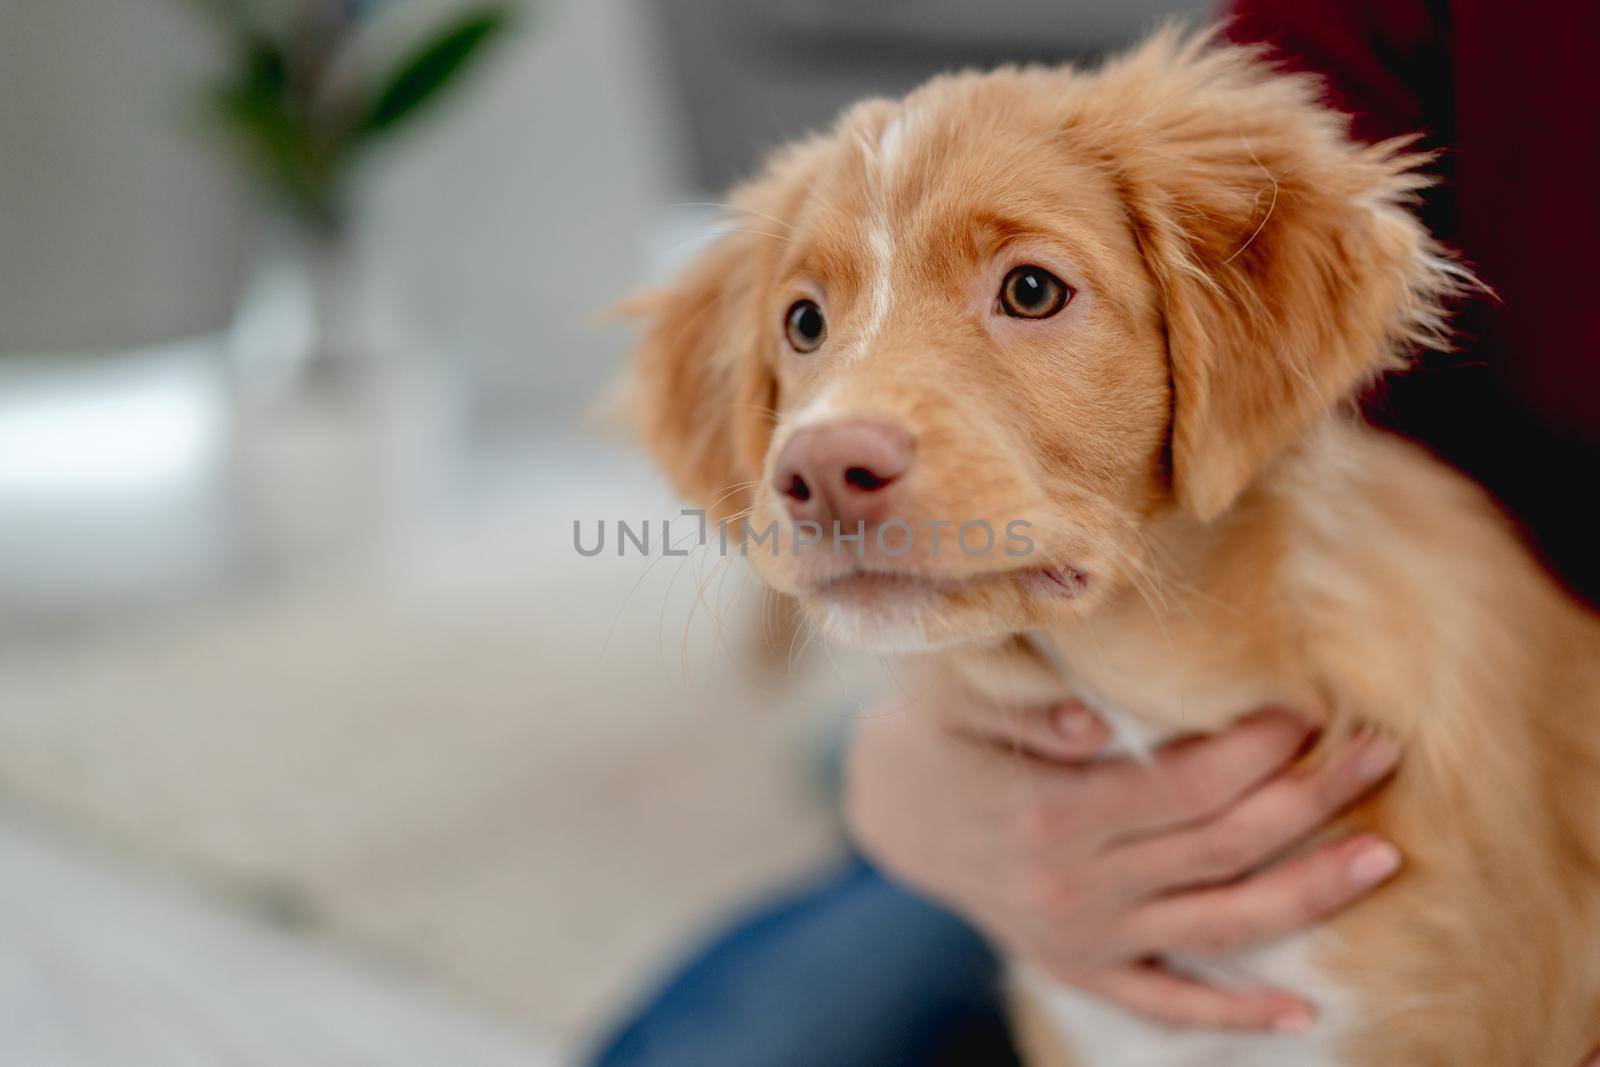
[773,420,914,528]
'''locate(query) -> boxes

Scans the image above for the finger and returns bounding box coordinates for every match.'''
[1580,1050,1600,1067]
[976,701,1112,762]
[1129,833,1402,958]
[1092,710,1316,837]
[1114,729,1402,894]
[1080,960,1314,1033]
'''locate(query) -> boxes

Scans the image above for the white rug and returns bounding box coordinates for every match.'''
[0,442,866,1054]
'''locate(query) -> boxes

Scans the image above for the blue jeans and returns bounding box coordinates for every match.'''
[590,859,1020,1066]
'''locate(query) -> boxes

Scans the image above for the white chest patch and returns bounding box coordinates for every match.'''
[1019,938,1353,1067]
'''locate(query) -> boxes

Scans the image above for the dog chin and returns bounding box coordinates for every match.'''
[810,600,973,654]
[789,568,975,652]
[791,564,1092,653]
[806,586,1017,653]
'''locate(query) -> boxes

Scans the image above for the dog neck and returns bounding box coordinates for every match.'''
[944,415,1573,743]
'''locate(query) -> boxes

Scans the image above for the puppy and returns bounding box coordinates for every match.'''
[627,28,1600,1065]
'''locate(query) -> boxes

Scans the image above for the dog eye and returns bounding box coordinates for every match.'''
[999,266,1071,319]
[785,299,827,352]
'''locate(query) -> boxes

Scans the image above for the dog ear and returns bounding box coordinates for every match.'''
[1097,30,1464,521]
[623,136,834,519]
[625,227,777,520]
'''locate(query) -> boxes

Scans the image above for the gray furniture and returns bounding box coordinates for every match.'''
[651,0,1196,189]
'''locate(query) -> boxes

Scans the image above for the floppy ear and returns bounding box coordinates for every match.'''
[1094,30,1464,520]
[626,227,777,520]
[627,137,836,518]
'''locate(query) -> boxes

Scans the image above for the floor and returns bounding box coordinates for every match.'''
[0,343,876,1061]
[0,812,557,1067]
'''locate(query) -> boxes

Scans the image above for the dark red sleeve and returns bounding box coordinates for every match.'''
[1224,0,1449,149]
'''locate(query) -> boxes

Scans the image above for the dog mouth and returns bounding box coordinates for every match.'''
[1018,565,1091,598]
[812,568,969,607]
[808,564,1089,608]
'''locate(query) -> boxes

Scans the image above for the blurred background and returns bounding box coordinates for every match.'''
[0,1,1190,1062]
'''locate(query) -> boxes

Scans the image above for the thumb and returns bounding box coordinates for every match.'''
[984,701,1112,762]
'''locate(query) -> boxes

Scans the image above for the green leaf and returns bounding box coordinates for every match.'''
[207,33,348,229]
[359,5,511,137]
[208,39,298,179]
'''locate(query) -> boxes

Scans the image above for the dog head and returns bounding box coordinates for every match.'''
[628,29,1458,653]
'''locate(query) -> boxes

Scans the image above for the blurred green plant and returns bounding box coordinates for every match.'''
[190,0,513,234]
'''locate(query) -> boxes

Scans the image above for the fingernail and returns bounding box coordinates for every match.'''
[1246,707,1310,731]
[1271,1006,1313,1034]
[1353,734,1401,782]
[1347,838,1403,888]
[1055,704,1095,739]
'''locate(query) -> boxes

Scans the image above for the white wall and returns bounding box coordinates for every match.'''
[0,0,252,354]
[1,0,689,426]
[366,0,688,425]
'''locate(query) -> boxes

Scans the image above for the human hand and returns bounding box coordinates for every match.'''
[843,693,1402,1032]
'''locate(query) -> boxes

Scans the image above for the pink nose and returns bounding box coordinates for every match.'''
[773,420,915,529]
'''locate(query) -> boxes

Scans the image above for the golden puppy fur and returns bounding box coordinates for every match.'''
[627,28,1600,1064]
